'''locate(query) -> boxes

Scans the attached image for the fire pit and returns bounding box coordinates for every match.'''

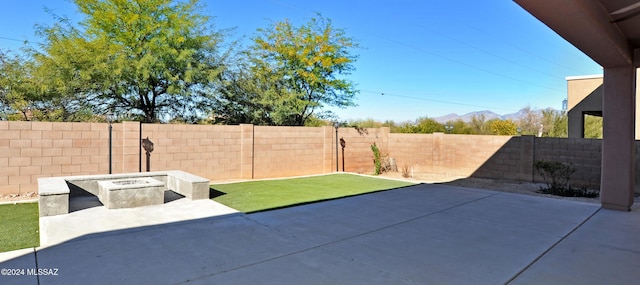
[97,177,165,209]
[38,170,211,216]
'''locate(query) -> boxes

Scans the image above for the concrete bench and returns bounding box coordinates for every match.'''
[38,177,71,217]
[38,170,211,217]
[165,170,210,200]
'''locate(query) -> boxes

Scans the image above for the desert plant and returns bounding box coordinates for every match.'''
[401,165,411,178]
[371,142,382,175]
[381,156,392,173]
[534,160,598,198]
[535,160,575,190]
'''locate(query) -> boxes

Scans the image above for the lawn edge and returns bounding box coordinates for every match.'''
[243,182,422,214]
[210,172,419,186]
[0,199,39,206]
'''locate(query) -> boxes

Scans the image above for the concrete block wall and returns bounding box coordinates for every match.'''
[339,127,389,174]
[1,122,389,195]
[389,133,515,179]
[388,133,605,189]
[388,133,434,173]
[141,123,243,181]
[0,121,630,195]
[118,122,142,173]
[240,124,254,179]
[470,136,535,182]
[0,121,110,194]
[442,134,517,178]
[532,137,602,188]
[250,126,388,178]
[253,126,326,179]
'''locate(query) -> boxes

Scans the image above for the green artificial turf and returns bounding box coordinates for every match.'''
[211,174,416,213]
[0,202,39,252]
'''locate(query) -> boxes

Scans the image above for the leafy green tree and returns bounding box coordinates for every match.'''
[489,119,518,135]
[584,115,603,138]
[212,66,274,125]
[381,120,407,133]
[349,118,383,128]
[540,108,567,137]
[447,119,473,134]
[0,51,30,120]
[469,114,489,134]
[32,0,225,123]
[397,116,443,133]
[242,14,358,126]
[394,121,415,133]
[415,116,444,133]
[0,51,76,121]
[304,116,331,127]
[381,120,396,128]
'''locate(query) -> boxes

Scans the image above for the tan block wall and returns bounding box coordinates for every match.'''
[0,121,110,194]
[0,122,627,195]
[532,137,602,188]
[388,133,603,189]
[469,136,536,182]
[389,133,517,179]
[339,127,389,174]
[440,134,517,178]
[250,126,388,178]
[253,126,325,179]
[141,123,243,180]
[388,133,434,173]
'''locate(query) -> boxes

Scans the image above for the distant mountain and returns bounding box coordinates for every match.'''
[432,113,461,123]
[502,108,532,121]
[459,110,502,122]
[432,108,554,123]
[432,110,500,123]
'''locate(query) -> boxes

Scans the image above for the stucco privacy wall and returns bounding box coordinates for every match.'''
[0,121,633,195]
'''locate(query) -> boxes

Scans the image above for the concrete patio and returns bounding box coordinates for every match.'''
[1,183,639,284]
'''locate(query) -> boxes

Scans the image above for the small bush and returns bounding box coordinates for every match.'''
[535,160,575,190]
[534,160,598,198]
[381,156,391,173]
[401,165,411,178]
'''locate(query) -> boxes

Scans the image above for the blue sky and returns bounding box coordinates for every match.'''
[0,0,603,122]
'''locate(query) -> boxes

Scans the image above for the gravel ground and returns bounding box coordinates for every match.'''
[380,172,603,204]
[0,192,38,204]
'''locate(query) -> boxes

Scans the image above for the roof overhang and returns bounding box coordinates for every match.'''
[514,0,640,68]
[565,74,604,81]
